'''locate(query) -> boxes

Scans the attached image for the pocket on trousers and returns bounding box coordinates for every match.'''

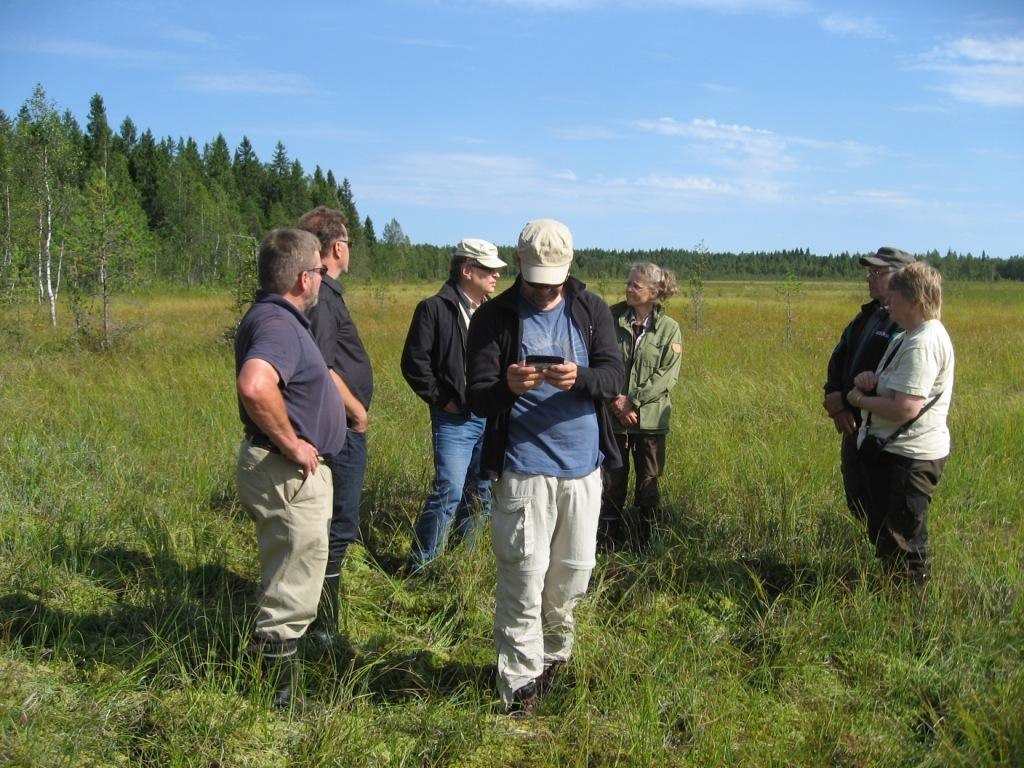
[279,466,313,506]
[493,495,533,564]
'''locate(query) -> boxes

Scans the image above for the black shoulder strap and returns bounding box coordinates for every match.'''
[864,335,942,446]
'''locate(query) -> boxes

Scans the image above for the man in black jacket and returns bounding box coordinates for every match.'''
[401,238,507,574]
[466,219,624,716]
[298,206,375,652]
[823,246,914,519]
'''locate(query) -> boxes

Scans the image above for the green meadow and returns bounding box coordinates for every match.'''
[1,280,1022,767]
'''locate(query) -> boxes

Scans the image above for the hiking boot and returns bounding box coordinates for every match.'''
[536,660,565,695]
[260,639,305,713]
[507,680,540,719]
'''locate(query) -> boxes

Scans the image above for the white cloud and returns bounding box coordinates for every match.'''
[357,150,752,217]
[17,37,157,64]
[180,71,315,95]
[633,116,794,176]
[161,24,216,47]
[820,189,922,208]
[921,36,1024,107]
[819,12,889,40]
[949,36,1024,64]
[637,174,733,193]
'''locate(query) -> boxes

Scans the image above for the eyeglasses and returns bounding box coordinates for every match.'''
[336,238,352,246]
[302,266,328,278]
[866,267,892,278]
[468,263,500,274]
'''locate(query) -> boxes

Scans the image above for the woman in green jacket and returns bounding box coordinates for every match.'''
[600,263,683,549]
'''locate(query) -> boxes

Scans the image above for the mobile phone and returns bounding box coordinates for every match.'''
[525,354,564,370]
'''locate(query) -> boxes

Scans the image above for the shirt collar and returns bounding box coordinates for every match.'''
[254,289,311,328]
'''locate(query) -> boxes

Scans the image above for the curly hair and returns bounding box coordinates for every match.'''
[629,262,678,301]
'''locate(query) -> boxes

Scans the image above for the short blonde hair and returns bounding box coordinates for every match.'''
[629,262,678,301]
[889,261,943,320]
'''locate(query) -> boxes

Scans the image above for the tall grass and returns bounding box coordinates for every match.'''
[1,281,1021,766]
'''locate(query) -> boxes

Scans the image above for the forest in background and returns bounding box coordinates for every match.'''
[2,84,1022,330]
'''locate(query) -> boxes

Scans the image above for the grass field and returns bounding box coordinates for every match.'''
[1,279,1022,767]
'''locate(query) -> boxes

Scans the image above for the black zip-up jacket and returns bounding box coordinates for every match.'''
[466,275,624,479]
[401,280,472,413]
[824,299,901,424]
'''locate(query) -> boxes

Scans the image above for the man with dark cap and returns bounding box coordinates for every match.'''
[402,238,507,575]
[297,207,374,652]
[235,228,346,710]
[823,246,915,521]
[466,219,624,716]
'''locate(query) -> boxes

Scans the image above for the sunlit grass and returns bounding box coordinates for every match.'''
[1,281,1022,766]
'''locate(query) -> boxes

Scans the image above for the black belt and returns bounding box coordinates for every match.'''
[245,433,330,463]
[246,432,281,454]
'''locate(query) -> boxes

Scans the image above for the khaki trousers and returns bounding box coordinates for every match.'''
[236,441,333,642]
[491,468,602,706]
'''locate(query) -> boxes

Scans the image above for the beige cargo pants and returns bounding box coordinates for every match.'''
[236,441,333,643]
[491,468,602,706]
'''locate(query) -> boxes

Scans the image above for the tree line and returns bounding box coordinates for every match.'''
[2,85,1021,335]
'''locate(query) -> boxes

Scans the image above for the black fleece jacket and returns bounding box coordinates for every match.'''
[466,276,624,479]
[825,299,901,423]
[401,281,472,413]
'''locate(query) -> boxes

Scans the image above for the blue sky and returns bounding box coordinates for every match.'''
[1,0,1022,256]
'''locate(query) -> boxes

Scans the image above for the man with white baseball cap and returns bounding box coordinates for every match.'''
[402,238,507,574]
[466,219,624,715]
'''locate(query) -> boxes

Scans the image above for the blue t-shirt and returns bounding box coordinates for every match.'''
[235,291,346,456]
[506,296,600,477]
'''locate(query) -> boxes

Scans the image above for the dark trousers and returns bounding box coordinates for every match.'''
[864,451,946,571]
[326,429,368,574]
[600,431,666,547]
[840,433,871,522]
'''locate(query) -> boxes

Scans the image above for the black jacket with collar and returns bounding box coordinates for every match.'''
[401,280,474,413]
[466,275,625,479]
[825,299,901,423]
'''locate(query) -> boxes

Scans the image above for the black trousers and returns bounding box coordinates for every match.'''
[864,450,946,570]
[600,432,666,546]
[840,432,871,522]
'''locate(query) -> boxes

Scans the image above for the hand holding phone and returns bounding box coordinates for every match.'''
[525,354,565,371]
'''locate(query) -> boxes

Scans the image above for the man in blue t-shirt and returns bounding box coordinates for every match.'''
[235,228,345,711]
[466,219,624,716]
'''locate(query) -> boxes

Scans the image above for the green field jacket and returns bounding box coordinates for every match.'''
[610,301,682,434]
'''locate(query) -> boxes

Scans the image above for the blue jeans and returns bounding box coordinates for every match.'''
[327,429,367,574]
[409,407,491,568]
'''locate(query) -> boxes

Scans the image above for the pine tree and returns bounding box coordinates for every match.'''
[68,164,150,346]
[84,93,112,172]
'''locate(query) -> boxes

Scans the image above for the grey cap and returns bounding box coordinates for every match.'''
[860,246,915,268]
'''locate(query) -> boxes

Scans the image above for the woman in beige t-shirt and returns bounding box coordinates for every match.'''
[847,262,954,583]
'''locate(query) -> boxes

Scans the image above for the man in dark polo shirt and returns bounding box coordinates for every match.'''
[235,228,346,710]
[823,246,914,520]
[297,207,374,651]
